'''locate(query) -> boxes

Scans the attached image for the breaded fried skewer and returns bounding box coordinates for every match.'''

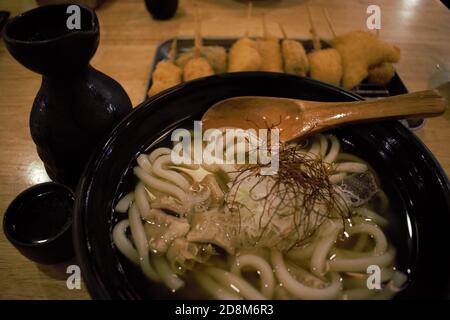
[326,8,399,88]
[256,13,283,72]
[148,38,183,96]
[306,6,343,87]
[365,20,395,85]
[228,2,262,72]
[176,2,228,74]
[279,23,309,77]
[183,6,214,81]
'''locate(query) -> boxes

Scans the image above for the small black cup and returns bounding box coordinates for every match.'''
[144,0,179,20]
[3,182,75,264]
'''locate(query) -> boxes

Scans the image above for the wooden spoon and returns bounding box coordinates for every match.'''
[201,89,447,142]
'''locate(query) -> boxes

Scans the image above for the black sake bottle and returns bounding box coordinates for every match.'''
[3,5,132,189]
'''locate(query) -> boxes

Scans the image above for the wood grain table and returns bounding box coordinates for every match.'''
[0,0,449,299]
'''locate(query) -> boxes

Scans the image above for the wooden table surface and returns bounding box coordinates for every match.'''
[0,0,449,300]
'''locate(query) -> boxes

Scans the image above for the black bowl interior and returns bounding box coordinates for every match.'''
[74,73,450,300]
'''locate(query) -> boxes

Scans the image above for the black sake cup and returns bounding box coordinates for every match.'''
[144,0,179,20]
[3,182,74,264]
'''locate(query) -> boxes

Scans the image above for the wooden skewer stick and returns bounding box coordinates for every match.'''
[261,13,269,38]
[193,4,202,57]
[245,2,253,37]
[168,38,177,62]
[306,6,321,51]
[278,23,288,40]
[323,8,337,38]
[262,13,267,38]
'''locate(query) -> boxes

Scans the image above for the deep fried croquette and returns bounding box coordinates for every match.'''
[183,56,214,81]
[281,39,309,76]
[175,51,192,69]
[201,46,227,74]
[228,37,261,72]
[148,60,182,96]
[176,46,227,74]
[181,7,215,82]
[307,48,342,87]
[257,36,283,72]
[332,31,400,89]
[367,62,395,85]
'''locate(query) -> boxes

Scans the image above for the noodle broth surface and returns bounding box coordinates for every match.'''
[111,127,412,300]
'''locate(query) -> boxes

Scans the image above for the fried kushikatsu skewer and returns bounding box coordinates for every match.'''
[176,46,228,74]
[175,6,227,74]
[327,7,400,89]
[256,14,283,72]
[306,6,343,87]
[228,37,261,72]
[148,39,183,96]
[279,23,309,77]
[367,61,395,85]
[183,7,214,81]
[367,27,395,85]
[324,8,395,86]
[228,2,261,72]
[333,31,400,89]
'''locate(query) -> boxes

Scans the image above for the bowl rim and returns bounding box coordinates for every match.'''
[73,72,450,299]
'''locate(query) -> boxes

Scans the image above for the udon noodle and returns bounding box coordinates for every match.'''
[112,133,407,299]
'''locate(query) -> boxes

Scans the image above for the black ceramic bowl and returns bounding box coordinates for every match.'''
[74,73,450,299]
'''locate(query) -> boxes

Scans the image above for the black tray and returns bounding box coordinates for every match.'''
[145,38,419,128]
[145,37,408,97]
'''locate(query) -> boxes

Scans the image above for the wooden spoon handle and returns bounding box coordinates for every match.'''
[301,89,447,136]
